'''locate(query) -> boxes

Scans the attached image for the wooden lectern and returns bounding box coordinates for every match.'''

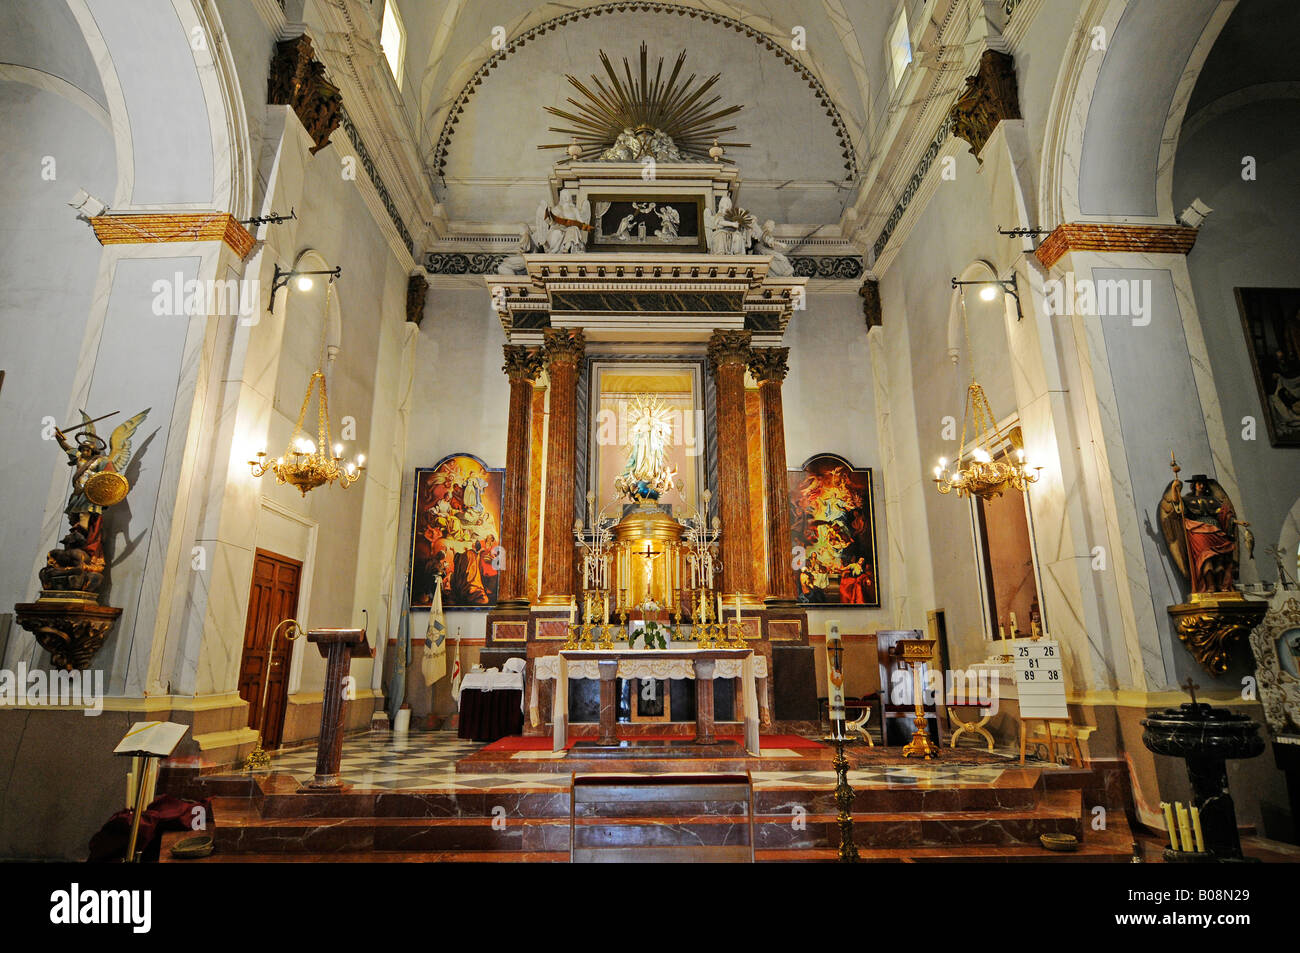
[304,627,371,790]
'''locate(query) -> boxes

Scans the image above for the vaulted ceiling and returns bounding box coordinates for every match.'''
[394,0,907,230]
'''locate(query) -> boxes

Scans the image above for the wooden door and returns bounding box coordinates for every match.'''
[238,549,302,749]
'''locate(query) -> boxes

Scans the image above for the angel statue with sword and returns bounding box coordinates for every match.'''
[51,408,150,567]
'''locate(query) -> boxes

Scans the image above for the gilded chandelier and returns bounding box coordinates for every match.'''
[933,290,1039,500]
[249,278,364,495]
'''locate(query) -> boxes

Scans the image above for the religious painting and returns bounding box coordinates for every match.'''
[1235,287,1300,447]
[408,454,504,610]
[787,454,879,607]
[587,195,705,253]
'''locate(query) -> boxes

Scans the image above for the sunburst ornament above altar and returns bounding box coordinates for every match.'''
[539,42,749,162]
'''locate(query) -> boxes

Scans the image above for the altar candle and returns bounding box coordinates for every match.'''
[1009,611,1019,636]
[998,623,1006,640]
[717,592,723,623]
[1189,804,1205,853]
[734,596,740,623]
[1175,802,1194,853]
[569,598,575,625]
[1161,802,1178,850]
[603,592,609,625]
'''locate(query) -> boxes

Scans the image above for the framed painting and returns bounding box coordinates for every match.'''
[408,454,504,610]
[1235,287,1300,447]
[787,454,880,607]
[587,194,706,253]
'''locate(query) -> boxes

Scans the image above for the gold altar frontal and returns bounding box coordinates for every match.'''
[612,505,685,613]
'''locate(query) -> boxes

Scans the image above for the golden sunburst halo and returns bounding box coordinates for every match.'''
[539,42,749,161]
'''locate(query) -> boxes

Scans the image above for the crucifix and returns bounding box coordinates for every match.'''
[1181,676,1200,706]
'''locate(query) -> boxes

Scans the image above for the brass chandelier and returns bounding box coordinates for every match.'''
[933,289,1039,500]
[249,277,364,495]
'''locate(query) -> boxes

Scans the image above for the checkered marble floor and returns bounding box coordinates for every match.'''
[270,733,571,791]
[270,732,1007,792]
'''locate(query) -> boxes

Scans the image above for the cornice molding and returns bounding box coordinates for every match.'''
[88,212,255,258]
[1034,223,1199,269]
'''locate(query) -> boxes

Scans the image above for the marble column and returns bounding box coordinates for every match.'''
[497,345,543,608]
[597,659,618,745]
[539,328,585,605]
[749,347,798,605]
[707,330,754,600]
[694,658,717,745]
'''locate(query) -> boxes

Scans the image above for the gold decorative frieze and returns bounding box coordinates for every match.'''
[88,213,255,259]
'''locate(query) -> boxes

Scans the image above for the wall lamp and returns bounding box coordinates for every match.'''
[951,274,1023,322]
[269,263,342,311]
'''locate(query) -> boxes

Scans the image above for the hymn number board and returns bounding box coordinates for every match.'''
[1010,639,1067,719]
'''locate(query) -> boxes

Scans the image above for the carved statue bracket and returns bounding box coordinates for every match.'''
[268,35,343,155]
[1169,592,1269,676]
[949,50,1021,162]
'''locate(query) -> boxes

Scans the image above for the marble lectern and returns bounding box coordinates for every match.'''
[304,627,372,790]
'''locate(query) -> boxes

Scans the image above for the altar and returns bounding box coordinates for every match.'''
[534,646,769,755]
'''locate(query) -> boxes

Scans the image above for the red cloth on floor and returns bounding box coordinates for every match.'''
[87,794,214,863]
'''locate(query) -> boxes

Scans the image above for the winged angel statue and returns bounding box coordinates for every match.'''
[52,409,150,568]
[1158,455,1254,594]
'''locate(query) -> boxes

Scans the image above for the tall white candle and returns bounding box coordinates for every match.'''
[1175,802,1194,853]
[1161,802,1178,850]
[734,596,740,623]
[717,592,723,623]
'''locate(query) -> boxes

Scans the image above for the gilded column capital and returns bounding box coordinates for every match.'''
[747,346,789,383]
[502,344,543,382]
[707,329,753,372]
[543,327,586,367]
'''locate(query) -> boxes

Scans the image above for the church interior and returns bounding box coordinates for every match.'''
[2,0,1300,875]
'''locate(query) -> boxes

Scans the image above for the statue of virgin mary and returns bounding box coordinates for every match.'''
[614,395,679,503]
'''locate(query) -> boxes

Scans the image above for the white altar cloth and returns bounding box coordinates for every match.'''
[530,644,768,755]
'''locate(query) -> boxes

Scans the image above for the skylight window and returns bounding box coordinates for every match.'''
[889,7,912,90]
[380,1,405,88]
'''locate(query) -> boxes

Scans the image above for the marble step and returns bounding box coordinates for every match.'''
[201,766,1045,822]
[754,789,1084,849]
[203,793,1082,854]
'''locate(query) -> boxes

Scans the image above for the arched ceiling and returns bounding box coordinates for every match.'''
[401,0,892,229]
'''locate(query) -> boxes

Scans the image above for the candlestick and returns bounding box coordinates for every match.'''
[1175,802,1194,853]
[1160,802,1178,850]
